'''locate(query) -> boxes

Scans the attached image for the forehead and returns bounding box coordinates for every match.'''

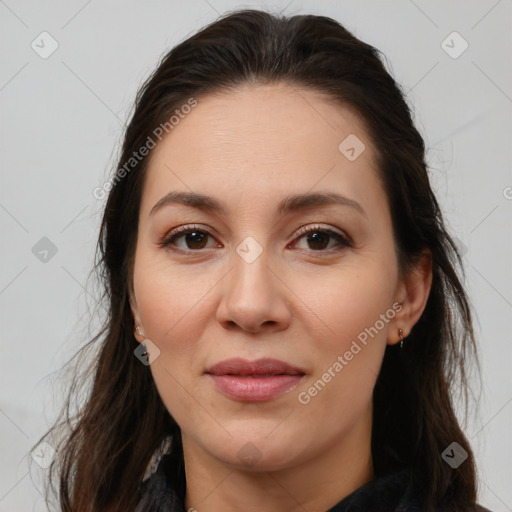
[140,83,383,217]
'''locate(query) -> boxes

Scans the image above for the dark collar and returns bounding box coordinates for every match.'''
[326,469,421,511]
[135,453,490,512]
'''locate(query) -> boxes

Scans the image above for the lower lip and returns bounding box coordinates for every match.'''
[208,374,304,402]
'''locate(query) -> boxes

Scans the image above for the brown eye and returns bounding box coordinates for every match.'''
[292,225,351,252]
[306,231,330,250]
[177,230,209,250]
[158,224,351,254]
[158,225,220,252]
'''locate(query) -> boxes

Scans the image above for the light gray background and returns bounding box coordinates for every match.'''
[1,1,511,510]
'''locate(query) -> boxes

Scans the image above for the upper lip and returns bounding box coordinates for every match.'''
[205,358,305,376]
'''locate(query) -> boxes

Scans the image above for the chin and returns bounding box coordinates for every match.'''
[205,431,306,472]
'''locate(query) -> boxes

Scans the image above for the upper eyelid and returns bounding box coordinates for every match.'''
[294,223,347,238]
[163,223,350,246]
[167,222,345,236]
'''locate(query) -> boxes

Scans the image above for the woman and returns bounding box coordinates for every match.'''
[33,8,491,512]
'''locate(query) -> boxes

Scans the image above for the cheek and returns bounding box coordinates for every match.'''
[291,254,397,394]
[296,258,396,343]
[291,269,393,428]
[133,252,217,349]
[132,257,212,423]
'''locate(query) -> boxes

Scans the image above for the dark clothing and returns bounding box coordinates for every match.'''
[134,453,491,512]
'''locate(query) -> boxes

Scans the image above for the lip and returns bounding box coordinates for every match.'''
[206,357,305,376]
[205,358,306,402]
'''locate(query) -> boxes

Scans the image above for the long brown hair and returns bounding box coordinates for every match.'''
[32,9,482,511]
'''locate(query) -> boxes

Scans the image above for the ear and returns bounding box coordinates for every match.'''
[387,249,433,346]
[129,286,145,344]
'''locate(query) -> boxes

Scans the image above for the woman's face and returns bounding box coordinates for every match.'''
[130,83,409,471]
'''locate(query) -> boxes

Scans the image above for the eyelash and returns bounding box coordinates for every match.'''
[158,223,352,254]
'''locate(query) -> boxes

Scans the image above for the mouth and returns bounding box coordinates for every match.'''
[205,358,306,402]
[205,357,305,377]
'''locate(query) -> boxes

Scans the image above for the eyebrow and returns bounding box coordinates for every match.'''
[149,190,367,218]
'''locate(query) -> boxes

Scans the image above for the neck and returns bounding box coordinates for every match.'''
[182,405,374,512]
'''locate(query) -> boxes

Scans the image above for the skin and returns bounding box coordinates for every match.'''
[130,82,432,512]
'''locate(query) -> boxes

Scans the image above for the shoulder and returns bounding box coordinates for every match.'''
[327,470,495,512]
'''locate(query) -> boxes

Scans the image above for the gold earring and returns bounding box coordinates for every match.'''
[399,328,404,349]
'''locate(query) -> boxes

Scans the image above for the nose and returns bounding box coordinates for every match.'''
[215,248,292,334]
